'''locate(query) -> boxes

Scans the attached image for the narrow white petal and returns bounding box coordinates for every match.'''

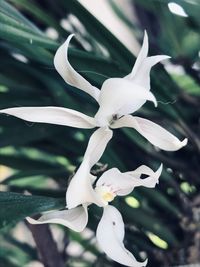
[96,205,147,267]
[0,106,96,129]
[95,78,157,127]
[26,205,88,232]
[124,30,169,90]
[131,55,170,90]
[54,34,100,101]
[126,31,149,79]
[84,127,113,167]
[66,128,112,209]
[66,159,104,209]
[112,115,187,151]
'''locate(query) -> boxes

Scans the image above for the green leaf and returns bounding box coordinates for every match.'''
[3,169,68,185]
[0,118,62,148]
[121,204,179,246]
[138,188,181,218]
[0,0,41,34]
[8,0,68,35]
[172,73,200,96]
[0,146,71,171]
[0,192,65,229]
[0,11,41,35]
[0,22,58,49]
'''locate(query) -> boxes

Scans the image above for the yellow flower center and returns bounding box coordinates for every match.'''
[95,185,116,205]
[102,192,115,202]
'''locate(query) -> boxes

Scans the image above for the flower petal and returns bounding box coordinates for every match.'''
[126,30,149,79]
[54,34,100,101]
[26,205,88,232]
[126,164,162,180]
[121,163,163,195]
[96,205,147,267]
[95,78,157,127]
[66,127,113,209]
[112,115,187,151]
[130,55,170,90]
[125,31,170,90]
[84,127,113,168]
[96,164,162,196]
[66,159,104,209]
[0,106,96,129]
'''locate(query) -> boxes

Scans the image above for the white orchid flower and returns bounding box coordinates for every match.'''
[65,158,162,267]
[26,127,113,231]
[0,31,187,151]
[67,160,162,267]
[27,127,162,267]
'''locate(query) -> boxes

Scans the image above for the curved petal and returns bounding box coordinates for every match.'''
[26,205,88,232]
[54,34,100,101]
[96,205,148,267]
[0,106,96,129]
[95,78,157,127]
[84,127,113,168]
[120,163,163,195]
[66,159,104,209]
[126,164,162,180]
[125,30,148,79]
[96,164,162,196]
[124,31,170,90]
[111,115,187,151]
[131,55,170,90]
[66,127,112,209]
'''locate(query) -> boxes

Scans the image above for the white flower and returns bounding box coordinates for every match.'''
[27,127,162,267]
[27,127,113,231]
[0,31,187,151]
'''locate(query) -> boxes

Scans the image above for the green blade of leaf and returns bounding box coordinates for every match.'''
[0,22,58,49]
[0,191,65,229]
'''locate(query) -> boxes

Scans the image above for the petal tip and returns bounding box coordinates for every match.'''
[143,30,148,41]
[156,163,163,184]
[54,33,75,69]
[174,137,188,150]
[158,163,163,173]
[159,55,171,62]
[66,33,75,43]
[142,258,148,266]
[182,138,188,147]
[152,95,157,107]
[26,216,37,224]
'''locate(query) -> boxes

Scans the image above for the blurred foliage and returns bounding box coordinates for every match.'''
[0,0,200,266]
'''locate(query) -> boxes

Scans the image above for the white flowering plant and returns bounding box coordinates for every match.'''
[0,1,199,267]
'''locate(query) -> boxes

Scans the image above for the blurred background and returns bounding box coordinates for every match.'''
[0,0,200,266]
